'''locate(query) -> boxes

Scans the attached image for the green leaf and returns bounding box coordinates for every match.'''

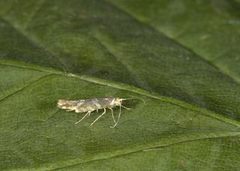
[0,0,240,170]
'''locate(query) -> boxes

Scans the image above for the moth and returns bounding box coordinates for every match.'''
[57,97,130,128]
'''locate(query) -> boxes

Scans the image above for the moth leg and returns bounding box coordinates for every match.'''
[66,109,74,112]
[90,108,106,127]
[111,105,122,128]
[75,111,91,124]
[108,107,116,124]
[121,105,131,110]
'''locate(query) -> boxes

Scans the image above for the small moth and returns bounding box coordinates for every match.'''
[57,97,130,128]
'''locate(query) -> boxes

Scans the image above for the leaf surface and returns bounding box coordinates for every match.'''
[0,0,240,170]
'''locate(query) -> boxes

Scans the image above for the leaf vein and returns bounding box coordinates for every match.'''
[0,74,53,103]
[0,60,239,128]
[104,0,240,85]
[0,16,68,72]
[48,131,240,171]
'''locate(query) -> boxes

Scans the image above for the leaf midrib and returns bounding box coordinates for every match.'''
[17,131,240,171]
[1,60,240,129]
[0,1,239,170]
[49,131,240,171]
[0,1,239,128]
[1,64,239,171]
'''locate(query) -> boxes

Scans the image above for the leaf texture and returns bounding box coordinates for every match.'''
[0,0,240,170]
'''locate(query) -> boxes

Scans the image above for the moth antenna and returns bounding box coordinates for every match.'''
[122,96,145,104]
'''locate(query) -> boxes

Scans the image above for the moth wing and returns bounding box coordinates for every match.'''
[76,100,85,106]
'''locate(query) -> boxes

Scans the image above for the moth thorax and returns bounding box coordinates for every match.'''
[113,98,124,106]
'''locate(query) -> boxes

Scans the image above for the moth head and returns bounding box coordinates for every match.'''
[114,98,126,106]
